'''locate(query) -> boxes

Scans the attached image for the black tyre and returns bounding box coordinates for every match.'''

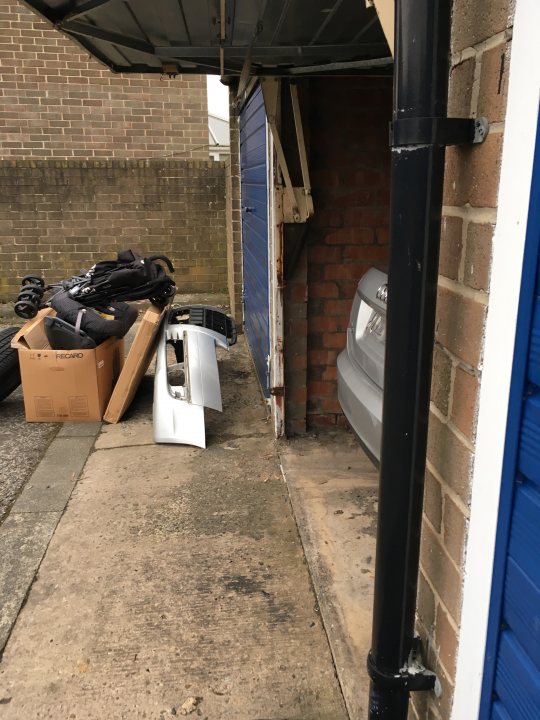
[0,327,21,402]
[19,283,45,298]
[14,300,38,320]
[21,275,45,287]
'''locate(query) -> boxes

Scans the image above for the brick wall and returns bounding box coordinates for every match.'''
[0,160,227,302]
[304,76,392,430]
[412,2,514,718]
[0,1,208,159]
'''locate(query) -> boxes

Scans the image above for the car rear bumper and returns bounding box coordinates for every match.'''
[337,349,383,463]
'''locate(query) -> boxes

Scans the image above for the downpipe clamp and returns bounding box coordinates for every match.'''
[367,639,440,695]
[390,116,489,147]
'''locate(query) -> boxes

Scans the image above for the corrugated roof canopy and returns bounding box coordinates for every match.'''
[22,0,392,77]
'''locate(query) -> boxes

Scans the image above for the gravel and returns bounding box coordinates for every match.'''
[0,386,59,524]
[0,319,59,524]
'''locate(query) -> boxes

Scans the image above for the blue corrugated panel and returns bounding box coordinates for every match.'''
[503,557,540,668]
[492,701,513,720]
[482,111,540,720]
[528,297,540,385]
[240,86,270,396]
[518,392,540,487]
[493,631,540,719]
[507,484,540,589]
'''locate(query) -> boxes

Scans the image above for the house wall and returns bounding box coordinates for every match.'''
[282,76,392,433]
[0,160,228,301]
[0,1,208,159]
[412,1,514,718]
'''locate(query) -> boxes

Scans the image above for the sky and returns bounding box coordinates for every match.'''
[207,75,230,119]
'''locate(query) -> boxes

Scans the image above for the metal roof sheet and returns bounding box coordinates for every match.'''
[21,0,392,76]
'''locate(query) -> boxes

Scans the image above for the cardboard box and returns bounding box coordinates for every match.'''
[103,304,166,423]
[12,309,123,422]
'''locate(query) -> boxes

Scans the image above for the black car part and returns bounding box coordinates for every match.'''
[49,292,139,346]
[167,305,237,363]
[0,327,22,402]
[367,1,488,718]
[14,249,176,320]
[44,316,97,350]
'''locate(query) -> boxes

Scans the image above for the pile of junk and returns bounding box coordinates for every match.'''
[0,249,236,449]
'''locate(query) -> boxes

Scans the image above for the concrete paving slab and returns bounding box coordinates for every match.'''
[0,511,61,652]
[57,423,102,438]
[14,436,97,513]
[96,418,155,449]
[280,432,379,720]
[0,430,99,655]
[0,338,348,720]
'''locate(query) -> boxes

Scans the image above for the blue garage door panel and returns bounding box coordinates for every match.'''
[507,484,540,587]
[527,297,540,384]
[503,558,540,668]
[240,86,270,397]
[518,394,540,482]
[492,702,513,720]
[493,633,540,719]
[482,113,540,719]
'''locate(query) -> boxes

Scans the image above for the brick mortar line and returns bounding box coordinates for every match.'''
[486,121,505,134]
[437,275,489,305]
[421,623,458,701]
[446,358,458,423]
[451,28,513,67]
[430,402,475,453]
[0,159,223,169]
[470,46,483,116]
[421,512,466,590]
[415,609,457,701]
[418,561,463,649]
[457,212,469,286]
[425,459,471,520]
[442,205,497,223]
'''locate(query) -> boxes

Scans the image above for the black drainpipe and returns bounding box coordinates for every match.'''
[367,0,486,717]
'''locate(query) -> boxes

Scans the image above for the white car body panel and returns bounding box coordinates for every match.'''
[153,323,228,448]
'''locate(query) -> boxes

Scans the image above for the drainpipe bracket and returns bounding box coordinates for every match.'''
[390,116,489,147]
[367,647,439,694]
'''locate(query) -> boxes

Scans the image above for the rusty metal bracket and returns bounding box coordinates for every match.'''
[261,78,314,223]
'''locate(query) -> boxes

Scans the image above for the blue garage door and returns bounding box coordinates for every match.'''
[240,85,270,398]
[481,113,540,719]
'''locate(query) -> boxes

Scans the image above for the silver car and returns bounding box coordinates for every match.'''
[337,268,387,463]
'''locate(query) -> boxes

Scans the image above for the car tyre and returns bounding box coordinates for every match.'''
[0,326,21,402]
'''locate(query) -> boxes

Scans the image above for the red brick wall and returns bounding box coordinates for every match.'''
[0,1,208,159]
[411,1,514,716]
[305,76,392,429]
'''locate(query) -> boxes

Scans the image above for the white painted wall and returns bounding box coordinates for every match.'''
[452,1,540,717]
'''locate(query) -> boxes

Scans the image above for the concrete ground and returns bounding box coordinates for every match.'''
[0,335,349,720]
[280,436,378,720]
